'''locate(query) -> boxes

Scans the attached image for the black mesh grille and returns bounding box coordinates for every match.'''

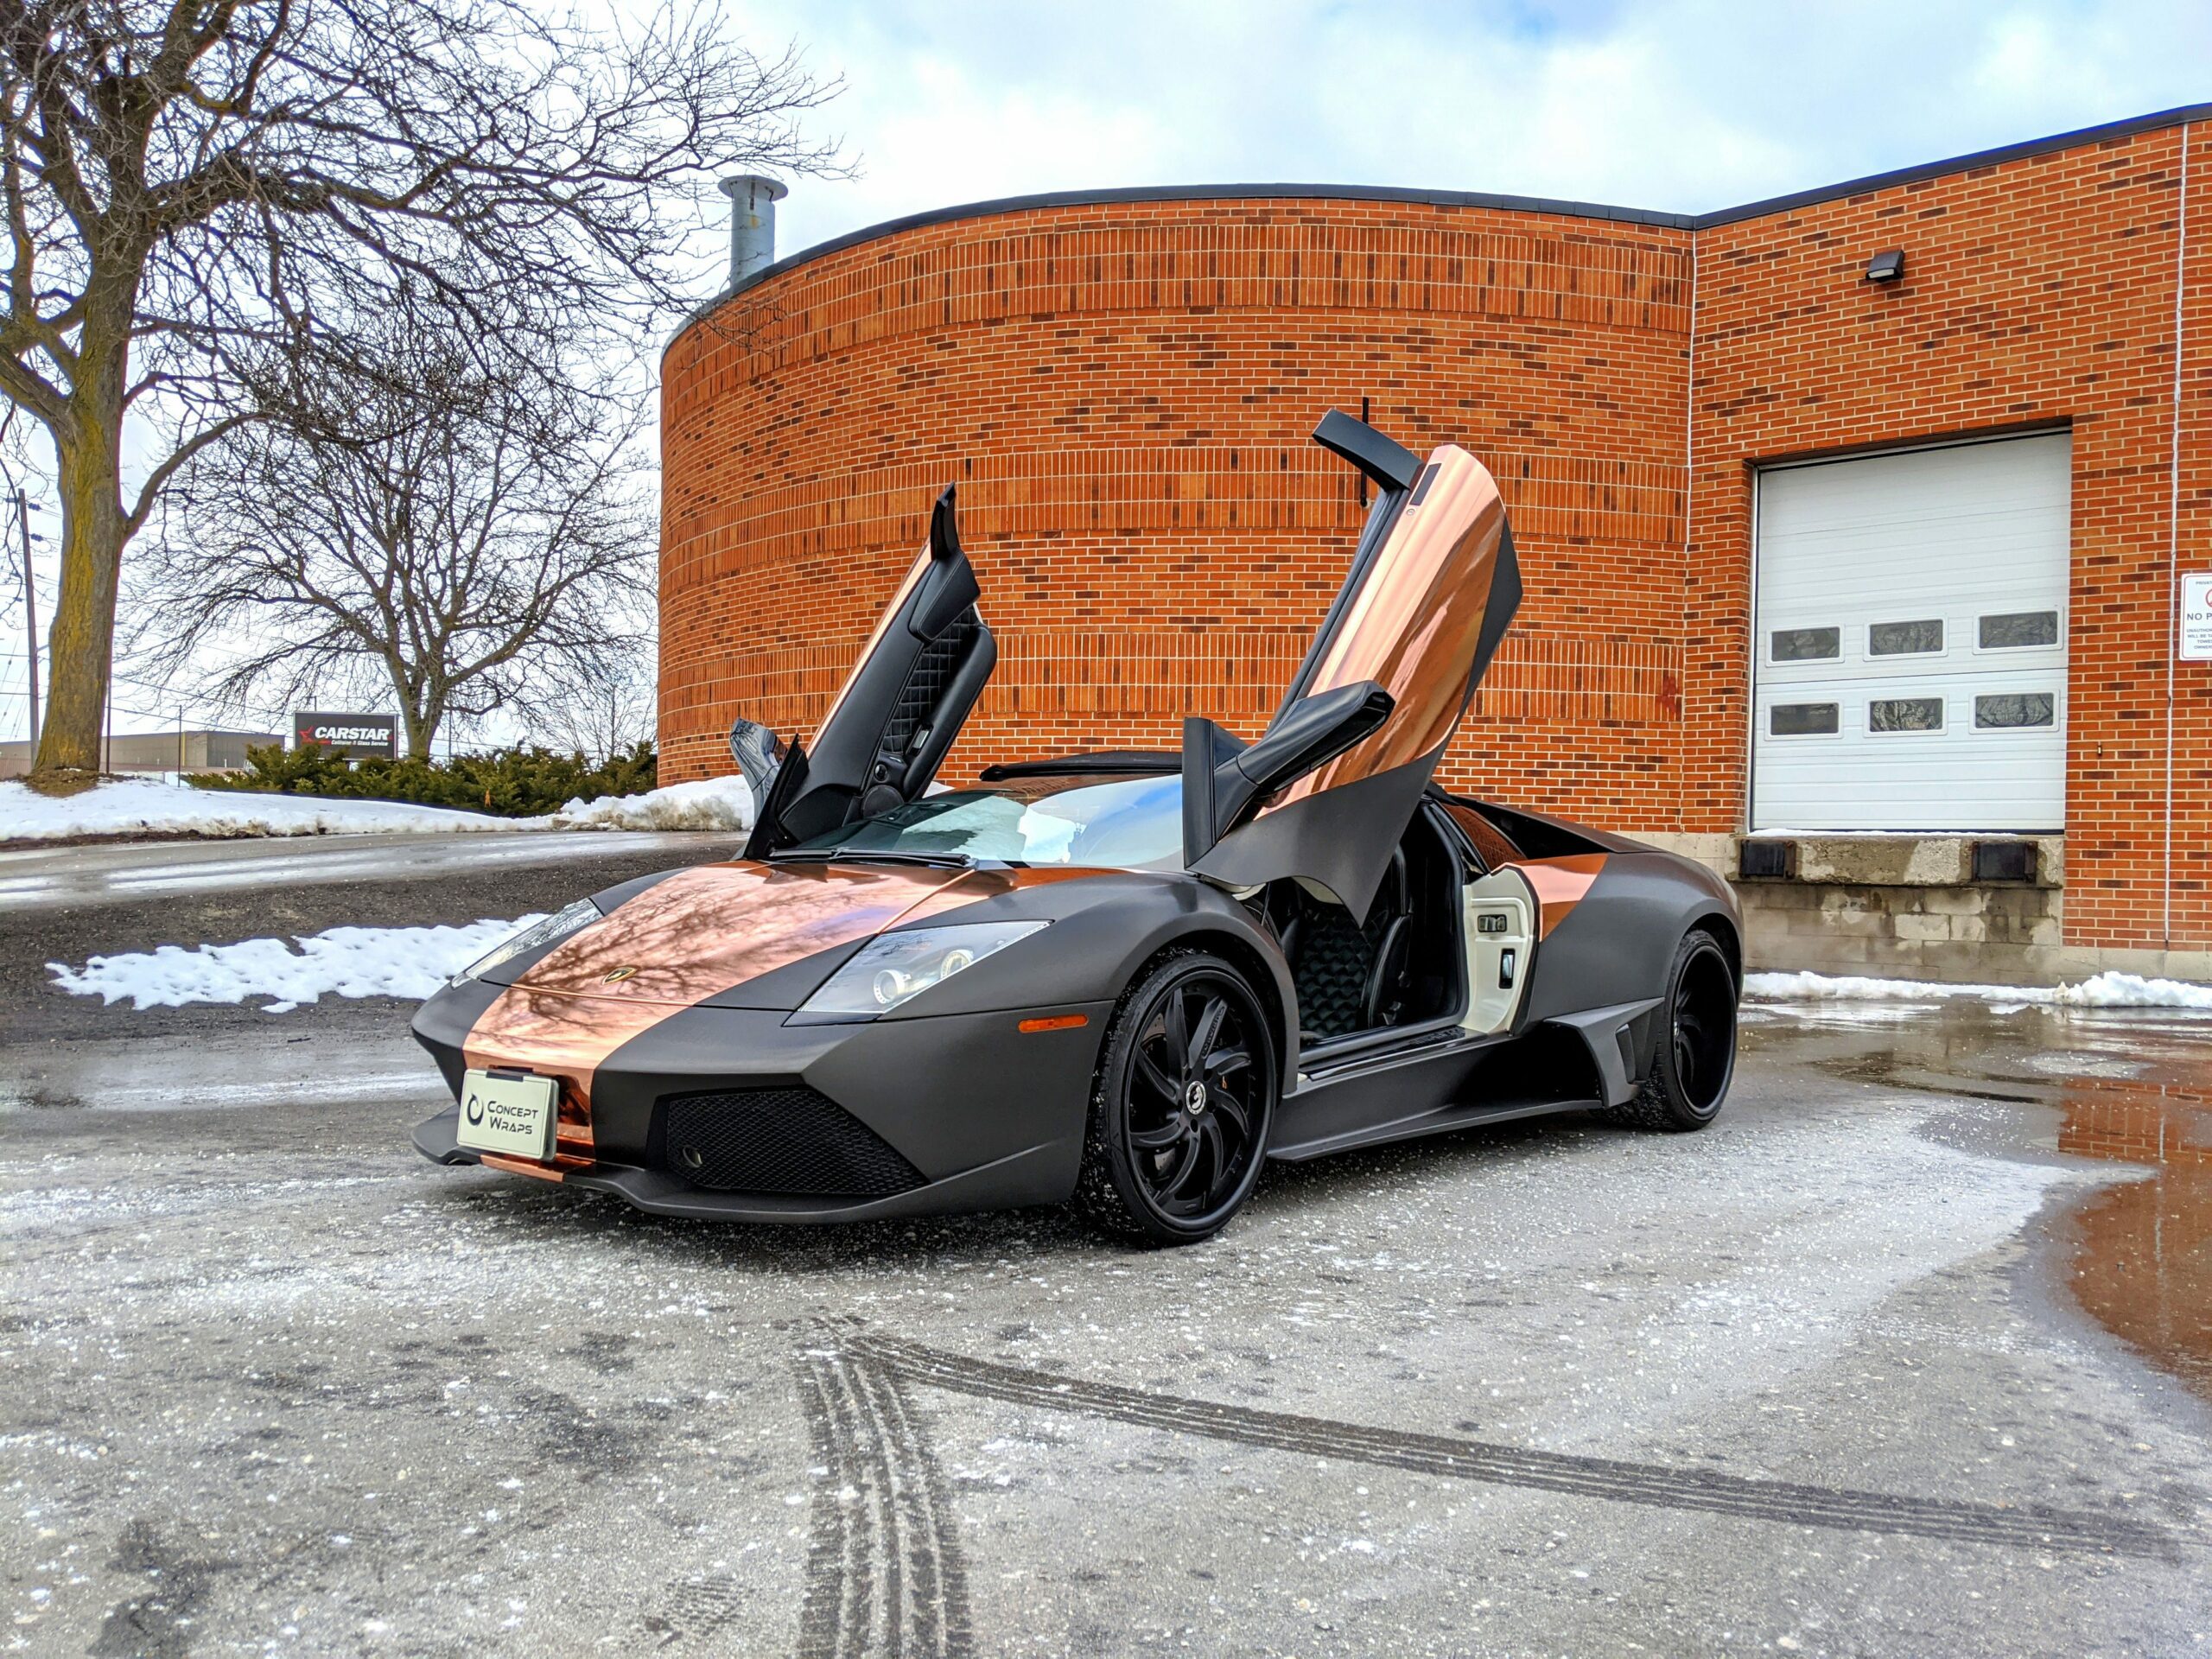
[659,1087,925,1198]
[880,610,979,760]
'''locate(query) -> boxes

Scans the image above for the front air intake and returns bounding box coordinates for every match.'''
[658,1087,925,1198]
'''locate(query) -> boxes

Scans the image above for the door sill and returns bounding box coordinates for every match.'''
[1296,1018,1478,1084]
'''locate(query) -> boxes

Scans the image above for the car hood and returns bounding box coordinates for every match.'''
[507,859,1090,1011]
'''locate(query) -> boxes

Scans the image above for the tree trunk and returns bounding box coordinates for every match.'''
[33,412,126,775]
[396,684,438,761]
[31,280,134,779]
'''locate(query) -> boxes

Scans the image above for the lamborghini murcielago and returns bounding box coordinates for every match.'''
[412,410,1741,1244]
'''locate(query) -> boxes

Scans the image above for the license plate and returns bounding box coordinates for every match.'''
[457,1069,558,1161]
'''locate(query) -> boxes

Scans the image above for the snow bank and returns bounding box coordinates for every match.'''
[0,777,524,842]
[1,772,755,842]
[545,773,753,832]
[47,915,543,1014]
[1746,968,2212,1011]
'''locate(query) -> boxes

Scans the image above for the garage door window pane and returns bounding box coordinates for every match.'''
[1770,626,1840,661]
[1975,693,2055,728]
[1770,702,1839,735]
[1869,619,1943,655]
[1870,696,1945,732]
[1979,610,2059,648]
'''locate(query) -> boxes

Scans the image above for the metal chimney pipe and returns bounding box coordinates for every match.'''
[719,175,789,289]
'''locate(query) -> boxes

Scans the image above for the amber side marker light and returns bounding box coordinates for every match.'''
[1018,1014,1089,1033]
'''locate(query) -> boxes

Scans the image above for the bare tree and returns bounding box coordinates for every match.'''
[0,0,840,775]
[137,333,656,760]
[532,652,659,767]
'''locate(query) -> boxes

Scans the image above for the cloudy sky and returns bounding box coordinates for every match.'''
[699,0,2209,287]
[10,1,2207,747]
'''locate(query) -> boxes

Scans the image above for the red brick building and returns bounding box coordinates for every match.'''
[660,105,2210,982]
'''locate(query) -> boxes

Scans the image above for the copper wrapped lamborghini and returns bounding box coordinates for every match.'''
[412,411,1742,1245]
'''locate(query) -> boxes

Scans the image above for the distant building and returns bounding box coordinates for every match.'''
[0,728,281,779]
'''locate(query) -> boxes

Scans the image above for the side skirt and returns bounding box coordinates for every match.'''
[1267,1093,1599,1165]
[1267,1020,1607,1164]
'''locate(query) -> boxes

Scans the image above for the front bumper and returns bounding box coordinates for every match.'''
[410,988,1115,1223]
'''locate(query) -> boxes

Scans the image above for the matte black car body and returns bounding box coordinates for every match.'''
[412,410,1742,1230]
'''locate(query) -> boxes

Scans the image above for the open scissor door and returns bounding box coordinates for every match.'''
[741,486,996,855]
[1184,410,1521,921]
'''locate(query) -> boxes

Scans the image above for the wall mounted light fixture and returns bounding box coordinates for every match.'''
[1863,249,1906,283]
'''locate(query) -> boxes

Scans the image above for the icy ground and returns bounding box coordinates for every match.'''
[0,773,753,842]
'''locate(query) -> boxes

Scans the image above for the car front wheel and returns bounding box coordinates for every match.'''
[1071,949,1278,1246]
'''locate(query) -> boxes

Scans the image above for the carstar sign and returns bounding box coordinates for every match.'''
[292,711,398,759]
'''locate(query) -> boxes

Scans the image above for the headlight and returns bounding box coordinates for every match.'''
[449,899,602,987]
[797,921,1049,1018]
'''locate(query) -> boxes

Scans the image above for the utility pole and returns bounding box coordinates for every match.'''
[14,489,36,748]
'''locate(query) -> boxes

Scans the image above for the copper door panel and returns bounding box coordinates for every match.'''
[1510,854,1608,938]
[1266,447,1505,811]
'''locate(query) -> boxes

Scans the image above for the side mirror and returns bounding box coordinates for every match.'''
[727,715,787,803]
[1182,680,1394,864]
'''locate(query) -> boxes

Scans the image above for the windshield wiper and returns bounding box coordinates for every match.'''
[769,849,975,869]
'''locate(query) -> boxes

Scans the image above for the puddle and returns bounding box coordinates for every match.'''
[2055,1072,2212,1400]
[1760,1001,2212,1402]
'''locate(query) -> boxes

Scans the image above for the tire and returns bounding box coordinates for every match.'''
[1071,949,1278,1246]
[1601,929,1738,1132]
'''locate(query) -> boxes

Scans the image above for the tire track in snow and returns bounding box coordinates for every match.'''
[852,1331,2187,1561]
[793,1342,971,1658]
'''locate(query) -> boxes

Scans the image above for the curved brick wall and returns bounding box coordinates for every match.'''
[659,195,1694,829]
[661,122,2212,957]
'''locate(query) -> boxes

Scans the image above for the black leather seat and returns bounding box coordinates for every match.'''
[1281,847,1414,1043]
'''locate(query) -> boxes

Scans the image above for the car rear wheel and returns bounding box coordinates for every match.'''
[1072,950,1277,1246]
[1602,929,1738,1132]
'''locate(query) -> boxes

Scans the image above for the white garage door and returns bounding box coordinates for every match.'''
[1751,433,2069,833]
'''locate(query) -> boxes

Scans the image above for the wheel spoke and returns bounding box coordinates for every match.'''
[1204,1042,1249,1079]
[1197,1114,1226,1194]
[1160,1136,1205,1198]
[1130,1117,1186,1152]
[1135,1044,1180,1103]
[1187,995,1227,1071]
[1206,1087,1248,1136]
[1164,990,1191,1069]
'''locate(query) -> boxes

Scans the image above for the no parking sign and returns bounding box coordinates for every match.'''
[2184,575,2212,661]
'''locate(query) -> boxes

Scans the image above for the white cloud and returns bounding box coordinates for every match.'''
[702,0,2210,280]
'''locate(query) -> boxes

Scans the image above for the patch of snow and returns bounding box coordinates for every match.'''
[0,778,524,842]
[545,774,753,832]
[46,915,542,1013]
[1746,968,2212,1010]
[0,772,755,842]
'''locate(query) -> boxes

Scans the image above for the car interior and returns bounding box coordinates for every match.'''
[1261,806,1471,1048]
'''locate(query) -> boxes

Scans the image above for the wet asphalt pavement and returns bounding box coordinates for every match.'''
[3,836,2211,1656]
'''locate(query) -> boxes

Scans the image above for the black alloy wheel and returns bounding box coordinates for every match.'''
[1604,929,1738,1132]
[1073,950,1277,1245]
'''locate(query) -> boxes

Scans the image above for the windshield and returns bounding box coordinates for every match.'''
[782,772,1183,869]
